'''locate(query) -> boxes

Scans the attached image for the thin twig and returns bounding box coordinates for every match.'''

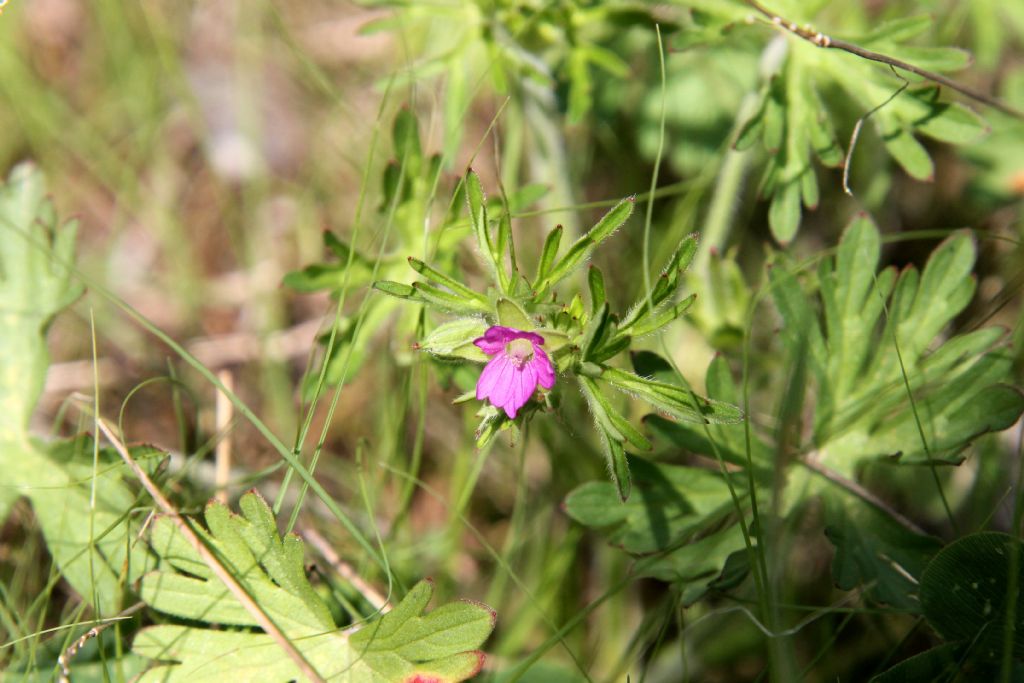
[799,454,929,537]
[57,603,145,683]
[94,418,327,683]
[214,369,234,504]
[843,66,910,196]
[302,526,390,613]
[744,0,1024,120]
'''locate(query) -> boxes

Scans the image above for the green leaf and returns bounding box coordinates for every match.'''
[823,496,940,609]
[915,102,989,144]
[407,257,489,305]
[283,261,375,294]
[350,579,495,662]
[374,280,490,315]
[0,163,83,441]
[588,266,606,315]
[579,303,613,361]
[808,109,844,167]
[417,318,489,362]
[533,224,563,290]
[0,165,155,611]
[374,280,416,298]
[142,493,334,634]
[583,44,630,78]
[578,376,632,501]
[578,376,649,452]
[495,211,517,291]
[505,183,549,212]
[565,457,740,555]
[628,295,696,337]
[771,217,1022,476]
[620,235,697,332]
[466,170,501,277]
[884,128,934,180]
[536,197,634,293]
[11,437,159,614]
[135,494,495,682]
[734,103,764,151]
[886,46,971,73]
[393,107,422,163]
[857,15,932,44]
[638,354,774,475]
[282,231,375,294]
[768,179,801,244]
[870,643,966,683]
[496,297,533,330]
[920,532,1024,660]
[638,525,749,605]
[599,366,744,425]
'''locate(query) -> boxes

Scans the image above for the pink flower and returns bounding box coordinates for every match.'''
[473,325,555,419]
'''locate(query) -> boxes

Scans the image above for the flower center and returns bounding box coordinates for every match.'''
[504,338,535,368]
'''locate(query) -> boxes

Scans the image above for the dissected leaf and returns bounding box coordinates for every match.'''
[0,163,82,444]
[823,495,941,609]
[638,525,749,605]
[0,164,155,612]
[565,457,739,554]
[770,215,1024,475]
[135,492,495,682]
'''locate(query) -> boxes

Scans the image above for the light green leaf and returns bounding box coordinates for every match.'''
[407,257,489,305]
[915,102,989,144]
[142,492,333,635]
[0,163,83,441]
[578,376,632,501]
[536,197,634,294]
[599,366,744,425]
[532,224,563,289]
[771,217,1022,475]
[0,165,154,612]
[884,128,934,180]
[135,494,495,682]
[496,297,533,330]
[417,318,489,362]
[466,170,500,277]
[768,180,801,244]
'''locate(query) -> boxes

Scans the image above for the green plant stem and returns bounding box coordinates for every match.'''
[521,77,580,239]
[694,94,758,276]
[642,26,667,317]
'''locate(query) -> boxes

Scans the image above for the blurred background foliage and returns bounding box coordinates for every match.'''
[1,0,1023,681]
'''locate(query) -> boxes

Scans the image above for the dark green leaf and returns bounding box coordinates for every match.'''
[823,496,940,609]
[921,532,1024,659]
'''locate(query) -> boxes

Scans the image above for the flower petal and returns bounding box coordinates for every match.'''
[504,363,537,419]
[531,346,556,389]
[486,359,516,410]
[473,325,545,355]
[473,325,519,355]
[476,354,510,401]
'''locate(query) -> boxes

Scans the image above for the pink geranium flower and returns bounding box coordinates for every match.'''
[473,325,555,419]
